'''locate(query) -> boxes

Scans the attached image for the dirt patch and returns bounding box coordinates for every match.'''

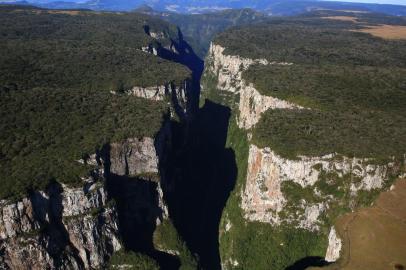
[321,16,359,23]
[46,10,81,15]
[310,179,406,270]
[353,24,406,40]
[336,10,369,14]
[317,9,369,14]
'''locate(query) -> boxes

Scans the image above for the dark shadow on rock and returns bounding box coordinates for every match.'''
[30,182,85,269]
[285,256,331,270]
[155,28,205,116]
[164,99,237,270]
[106,173,180,270]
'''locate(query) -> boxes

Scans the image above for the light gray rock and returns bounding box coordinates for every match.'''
[64,207,121,269]
[325,227,342,262]
[241,144,396,229]
[110,137,160,176]
[0,173,121,269]
[128,85,168,101]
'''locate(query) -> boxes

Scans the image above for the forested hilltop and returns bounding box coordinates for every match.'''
[0,5,190,200]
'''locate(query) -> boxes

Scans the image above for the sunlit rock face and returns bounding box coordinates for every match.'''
[241,144,394,230]
[207,42,398,234]
[0,124,173,269]
[237,83,303,129]
[0,172,121,270]
[325,227,342,262]
[206,43,299,129]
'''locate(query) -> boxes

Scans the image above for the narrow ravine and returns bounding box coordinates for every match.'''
[101,32,237,269]
[160,37,238,269]
[164,99,237,270]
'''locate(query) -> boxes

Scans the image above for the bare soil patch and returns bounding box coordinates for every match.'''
[353,24,406,40]
[321,16,359,23]
[310,179,406,270]
[46,10,81,15]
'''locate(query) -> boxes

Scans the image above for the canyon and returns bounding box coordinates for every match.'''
[1,6,406,270]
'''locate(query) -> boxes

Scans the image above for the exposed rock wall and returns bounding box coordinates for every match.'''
[325,227,342,262]
[0,172,121,270]
[241,144,396,230]
[126,80,191,121]
[107,126,171,241]
[206,43,297,129]
[128,81,188,103]
[206,41,405,264]
[128,85,167,101]
[207,43,268,93]
[238,83,303,129]
[0,120,173,269]
[110,137,160,176]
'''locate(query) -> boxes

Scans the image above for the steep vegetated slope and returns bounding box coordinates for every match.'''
[201,11,406,270]
[0,6,198,269]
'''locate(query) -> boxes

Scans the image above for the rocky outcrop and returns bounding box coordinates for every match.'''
[325,227,342,262]
[206,43,268,93]
[206,43,297,129]
[0,171,121,270]
[108,119,172,225]
[110,116,172,176]
[207,39,406,267]
[0,125,174,269]
[110,137,161,176]
[241,144,397,230]
[238,83,303,129]
[0,120,176,269]
[128,85,167,101]
[126,80,191,121]
[206,43,402,231]
[128,81,188,103]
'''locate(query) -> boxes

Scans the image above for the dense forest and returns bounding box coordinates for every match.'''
[246,64,406,160]
[0,6,190,91]
[0,6,190,200]
[215,12,406,160]
[215,12,406,66]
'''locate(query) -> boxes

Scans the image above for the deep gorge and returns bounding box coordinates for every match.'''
[1,6,405,270]
[118,34,238,269]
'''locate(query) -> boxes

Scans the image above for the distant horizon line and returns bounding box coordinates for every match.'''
[0,0,405,7]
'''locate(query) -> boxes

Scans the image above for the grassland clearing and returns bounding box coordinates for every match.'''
[321,16,359,23]
[353,24,406,40]
[311,179,406,270]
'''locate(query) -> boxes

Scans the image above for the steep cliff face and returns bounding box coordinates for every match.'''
[128,81,189,105]
[0,169,121,270]
[128,85,168,101]
[204,41,405,266]
[325,227,342,262]
[127,80,191,120]
[242,144,396,230]
[238,84,303,129]
[205,43,299,129]
[0,119,173,269]
[110,137,161,176]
